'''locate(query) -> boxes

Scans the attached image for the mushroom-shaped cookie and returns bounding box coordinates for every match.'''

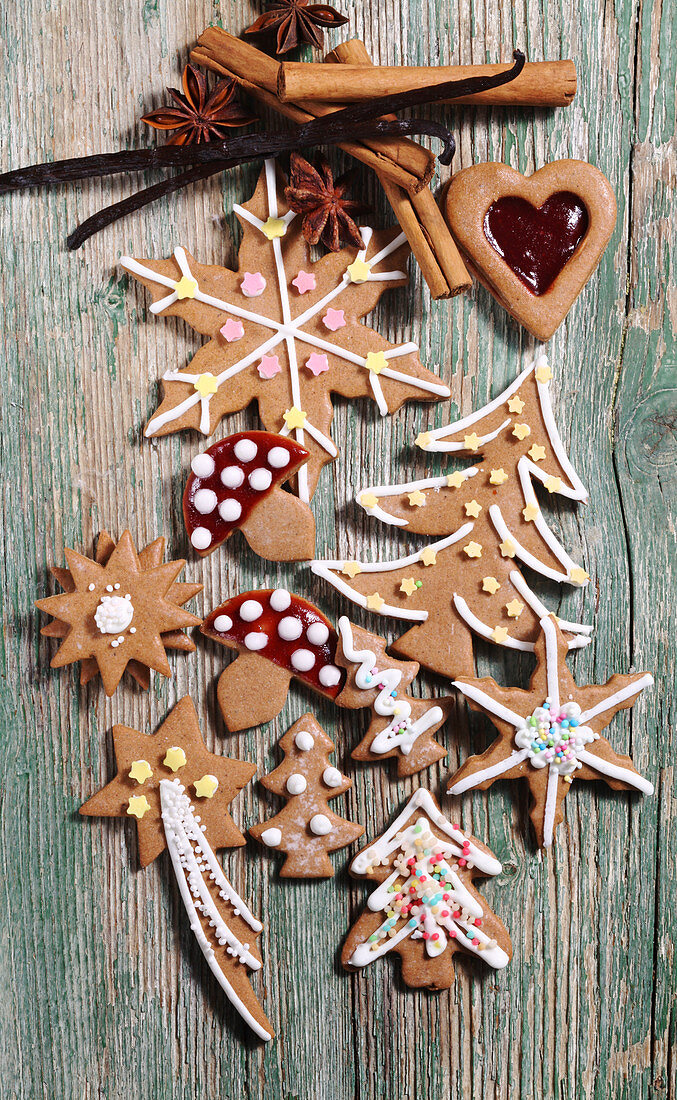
[202,589,344,731]
[185,431,315,561]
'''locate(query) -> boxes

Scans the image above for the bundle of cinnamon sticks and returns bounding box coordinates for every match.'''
[191,29,576,300]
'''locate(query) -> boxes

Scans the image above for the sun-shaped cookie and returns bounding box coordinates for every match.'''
[36,530,202,695]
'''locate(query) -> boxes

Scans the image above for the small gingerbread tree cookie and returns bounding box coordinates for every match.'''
[249,712,364,877]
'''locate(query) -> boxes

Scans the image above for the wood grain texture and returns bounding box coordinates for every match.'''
[0,1,674,1098]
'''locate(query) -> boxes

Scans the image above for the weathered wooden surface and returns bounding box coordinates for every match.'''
[1,0,674,1097]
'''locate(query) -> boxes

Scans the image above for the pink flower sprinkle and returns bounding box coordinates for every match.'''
[305,353,330,376]
[291,270,316,294]
[241,271,266,298]
[323,308,346,331]
[220,318,244,342]
[258,354,281,379]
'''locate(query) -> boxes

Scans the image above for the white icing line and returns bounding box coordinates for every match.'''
[578,674,654,724]
[541,615,561,710]
[452,682,525,727]
[452,595,535,652]
[120,255,177,290]
[576,748,654,795]
[422,418,510,453]
[447,748,531,794]
[368,370,388,415]
[535,369,588,502]
[489,503,571,583]
[423,357,540,442]
[542,767,559,848]
[508,570,592,634]
[379,365,451,397]
[302,417,339,456]
[516,457,587,576]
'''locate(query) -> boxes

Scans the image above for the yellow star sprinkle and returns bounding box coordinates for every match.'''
[347,258,371,283]
[535,362,553,383]
[507,394,525,414]
[463,541,483,559]
[464,432,482,452]
[194,774,219,799]
[415,431,432,449]
[464,499,482,518]
[174,275,197,300]
[193,372,218,397]
[407,490,426,507]
[499,540,516,558]
[341,561,362,578]
[544,476,562,493]
[506,599,525,618]
[482,576,501,594]
[365,351,388,375]
[512,422,531,440]
[127,795,151,819]
[262,216,286,240]
[400,577,418,596]
[522,503,540,521]
[129,759,153,785]
[489,468,508,485]
[359,492,379,510]
[420,547,437,566]
[528,444,547,462]
[163,746,187,772]
[446,471,465,488]
[569,566,590,585]
[366,592,385,611]
[491,626,509,643]
[283,406,307,430]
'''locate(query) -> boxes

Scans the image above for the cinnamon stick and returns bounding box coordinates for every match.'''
[328,40,470,299]
[191,27,434,194]
[278,60,577,107]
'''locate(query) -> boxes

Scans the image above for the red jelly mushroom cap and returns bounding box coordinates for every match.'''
[202,589,344,698]
[184,431,309,556]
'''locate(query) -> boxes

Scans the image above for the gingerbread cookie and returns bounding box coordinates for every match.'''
[121,157,450,501]
[444,160,616,340]
[202,588,344,731]
[448,615,654,847]
[249,712,363,877]
[36,530,202,695]
[342,788,511,989]
[312,356,591,680]
[335,617,453,776]
[185,430,315,560]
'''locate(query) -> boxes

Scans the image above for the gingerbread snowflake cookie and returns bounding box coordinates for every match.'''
[36,530,202,695]
[122,157,450,501]
[448,615,654,847]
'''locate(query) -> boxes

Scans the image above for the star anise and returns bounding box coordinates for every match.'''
[244,0,349,55]
[284,153,367,252]
[142,64,257,146]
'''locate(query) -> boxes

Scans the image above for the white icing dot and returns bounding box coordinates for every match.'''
[220,465,245,489]
[278,616,303,641]
[270,589,291,612]
[240,599,263,621]
[319,665,342,688]
[106,585,113,592]
[322,766,342,788]
[94,594,134,634]
[191,452,216,478]
[260,827,282,848]
[213,614,233,633]
[219,498,242,522]
[234,438,258,463]
[113,583,120,591]
[267,446,290,468]
[190,527,212,550]
[244,632,268,651]
[193,488,218,514]
[291,649,315,672]
[309,813,332,836]
[294,730,315,751]
[88,583,95,591]
[248,468,273,492]
[307,621,329,646]
[286,773,307,795]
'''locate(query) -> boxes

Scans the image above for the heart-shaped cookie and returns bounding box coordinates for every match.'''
[443,161,616,340]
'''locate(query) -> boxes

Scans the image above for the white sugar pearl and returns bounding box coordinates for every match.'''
[240,600,263,622]
[286,773,307,795]
[307,621,329,646]
[191,452,215,478]
[270,589,291,612]
[234,438,258,463]
[278,616,303,641]
[244,632,268,651]
[291,649,315,672]
[267,446,290,468]
[319,665,342,688]
[220,465,244,489]
[294,730,315,751]
[260,827,282,848]
[219,499,242,522]
[190,527,212,550]
[309,813,332,836]
[213,615,233,633]
[248,468,272,492]
[322,767,342,788]
[193,488,217,514]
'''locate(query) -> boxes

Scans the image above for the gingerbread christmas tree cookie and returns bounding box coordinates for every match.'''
[121,157,450,501]
[448,615,654,847]
[36,530,202,695]
[249,712,364,877]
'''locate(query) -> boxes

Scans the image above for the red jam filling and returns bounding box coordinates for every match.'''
[483,191,589,296]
